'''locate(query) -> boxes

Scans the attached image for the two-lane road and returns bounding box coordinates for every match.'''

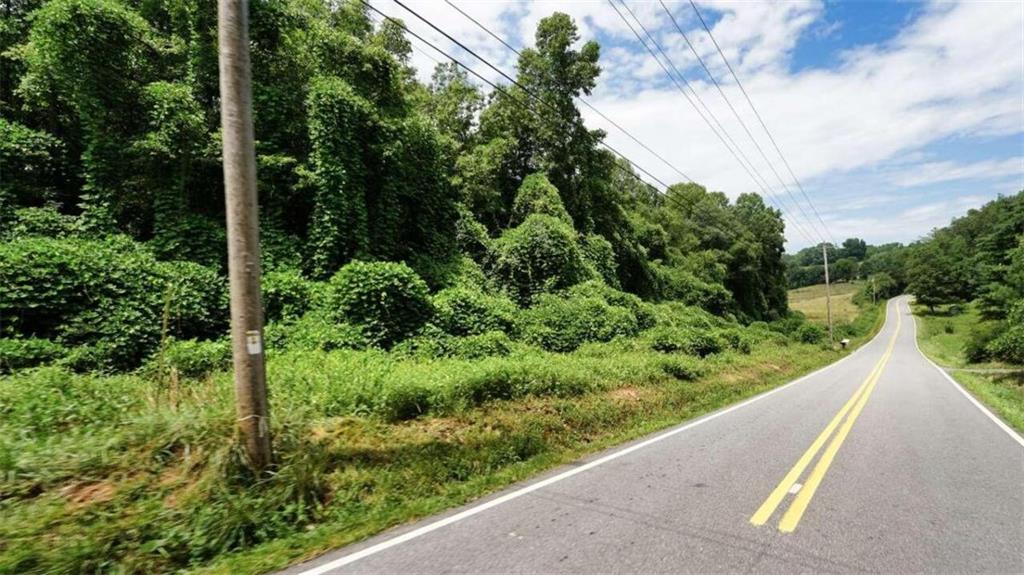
[285,297,1024,574]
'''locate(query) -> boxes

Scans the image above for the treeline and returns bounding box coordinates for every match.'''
[784,238,908,291]
[906,193,1024,363]
[0,0,791,372]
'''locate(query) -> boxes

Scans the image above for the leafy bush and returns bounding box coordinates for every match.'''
[5,206,80,239]
[148,338,231,379]
[795,323,826,345]
[580,233,619,287]
[646,325,724,357]
[987,301,1024,364]
[491,214,591,305]
[718,328,753,354]
[509,173,571,226]
[646,301,720,330]
[264,311,366,352]
[327,260,434,347]
[451,331,514,359]
[433,286,519,336]
[657,355,704,380]
[0,236,227,370]
[0,338,66,372]
[565,280,655,329]
[263,269,322,322]
[520,293,640,352]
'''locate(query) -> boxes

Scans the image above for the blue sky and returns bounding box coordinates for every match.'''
[391,1,1023,251]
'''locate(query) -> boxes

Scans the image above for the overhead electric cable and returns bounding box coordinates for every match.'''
[361,0,674,200]
[609,0,818,245]
[687,0,838,246]
[658,0,829,244]
[443,0,693,184]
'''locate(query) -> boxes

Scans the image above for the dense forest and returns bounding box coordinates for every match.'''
[1,0,792,373]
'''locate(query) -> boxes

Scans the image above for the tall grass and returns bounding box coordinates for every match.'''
[0,314,878,574]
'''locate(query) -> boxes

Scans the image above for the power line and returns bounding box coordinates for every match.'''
[609,0,819,246]
[687,0,838,247]
[361,0,675,203]
[443,0,694,184]
[380,0,686,199]
[657,0,829,245]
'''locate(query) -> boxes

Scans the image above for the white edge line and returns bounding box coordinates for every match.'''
[908,298,1024,449]
[294,302,897,575]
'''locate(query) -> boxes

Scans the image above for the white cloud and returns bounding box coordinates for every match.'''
[384,0,1024,249]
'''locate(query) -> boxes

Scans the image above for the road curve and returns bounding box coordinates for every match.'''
[282,296,1024,574]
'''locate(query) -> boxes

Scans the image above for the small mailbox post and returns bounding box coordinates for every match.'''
[840,338,850,349]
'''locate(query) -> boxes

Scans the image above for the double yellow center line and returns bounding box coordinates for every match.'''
[750,307,901,533]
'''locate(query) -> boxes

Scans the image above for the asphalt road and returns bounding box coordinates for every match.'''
[283,296,1024,574]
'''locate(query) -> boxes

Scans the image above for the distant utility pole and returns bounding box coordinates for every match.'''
[218,0,271,470]
[822,243,834,346]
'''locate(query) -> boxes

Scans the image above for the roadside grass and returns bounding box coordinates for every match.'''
[912,302,1024,434]
[789,281,864,325]
[0,306,882,575]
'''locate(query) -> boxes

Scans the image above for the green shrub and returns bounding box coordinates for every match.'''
[454,206,491,264]
[646,325,724,357]
[580,233,619,287]
[263,269,322,322]
[433,286,518,336]
[6,206,81,239]
[718,328,753,354]
[965,321,1000,363]
[264,311,366,352]
[491,214,591,305]
[148,338,231,379]
[0,236,227,370]
[647,301,720,330]
[509,173,571,226]
[327,260,434,347]
[795,323,826,344]
[657,355,704,380]
[520,293,640,352]
[0,337,66,372]
[451,331,514,359]
[565,280,655,329]
[987,301,1024,364]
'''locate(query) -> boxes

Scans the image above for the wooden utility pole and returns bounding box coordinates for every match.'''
[822,243,834,346]
[218,0,271,470]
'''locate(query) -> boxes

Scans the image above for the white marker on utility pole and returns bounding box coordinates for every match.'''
[218,0,271,470]
[822,243,834,346]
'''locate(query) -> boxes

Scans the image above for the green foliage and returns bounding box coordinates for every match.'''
[0,236,226,369]
[984,300,1024,364]
[4,206,81,239]
[0,118,65,208]
[645,325,725,357]
[327,260,434,347]
[491,214,592,305]
[510,173,572,226]
[264,311,367,353]
[149,337,231,379]
[262,269,322,323]
[795,323,826,345]
[580,233,619,287]
[520,292,640,352]
[0,337,66,373]
[432,286,519,336]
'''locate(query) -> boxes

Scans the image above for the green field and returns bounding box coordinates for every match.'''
[788,281,864,325]
[913,302,1024,434]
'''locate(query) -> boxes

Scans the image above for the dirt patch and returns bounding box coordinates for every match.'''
[61,481,116,508]
[608,387,644,402]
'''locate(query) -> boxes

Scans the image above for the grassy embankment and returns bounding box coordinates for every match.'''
[0,303,882,575]
[788,280,865,325]
[912,302,1024,433]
